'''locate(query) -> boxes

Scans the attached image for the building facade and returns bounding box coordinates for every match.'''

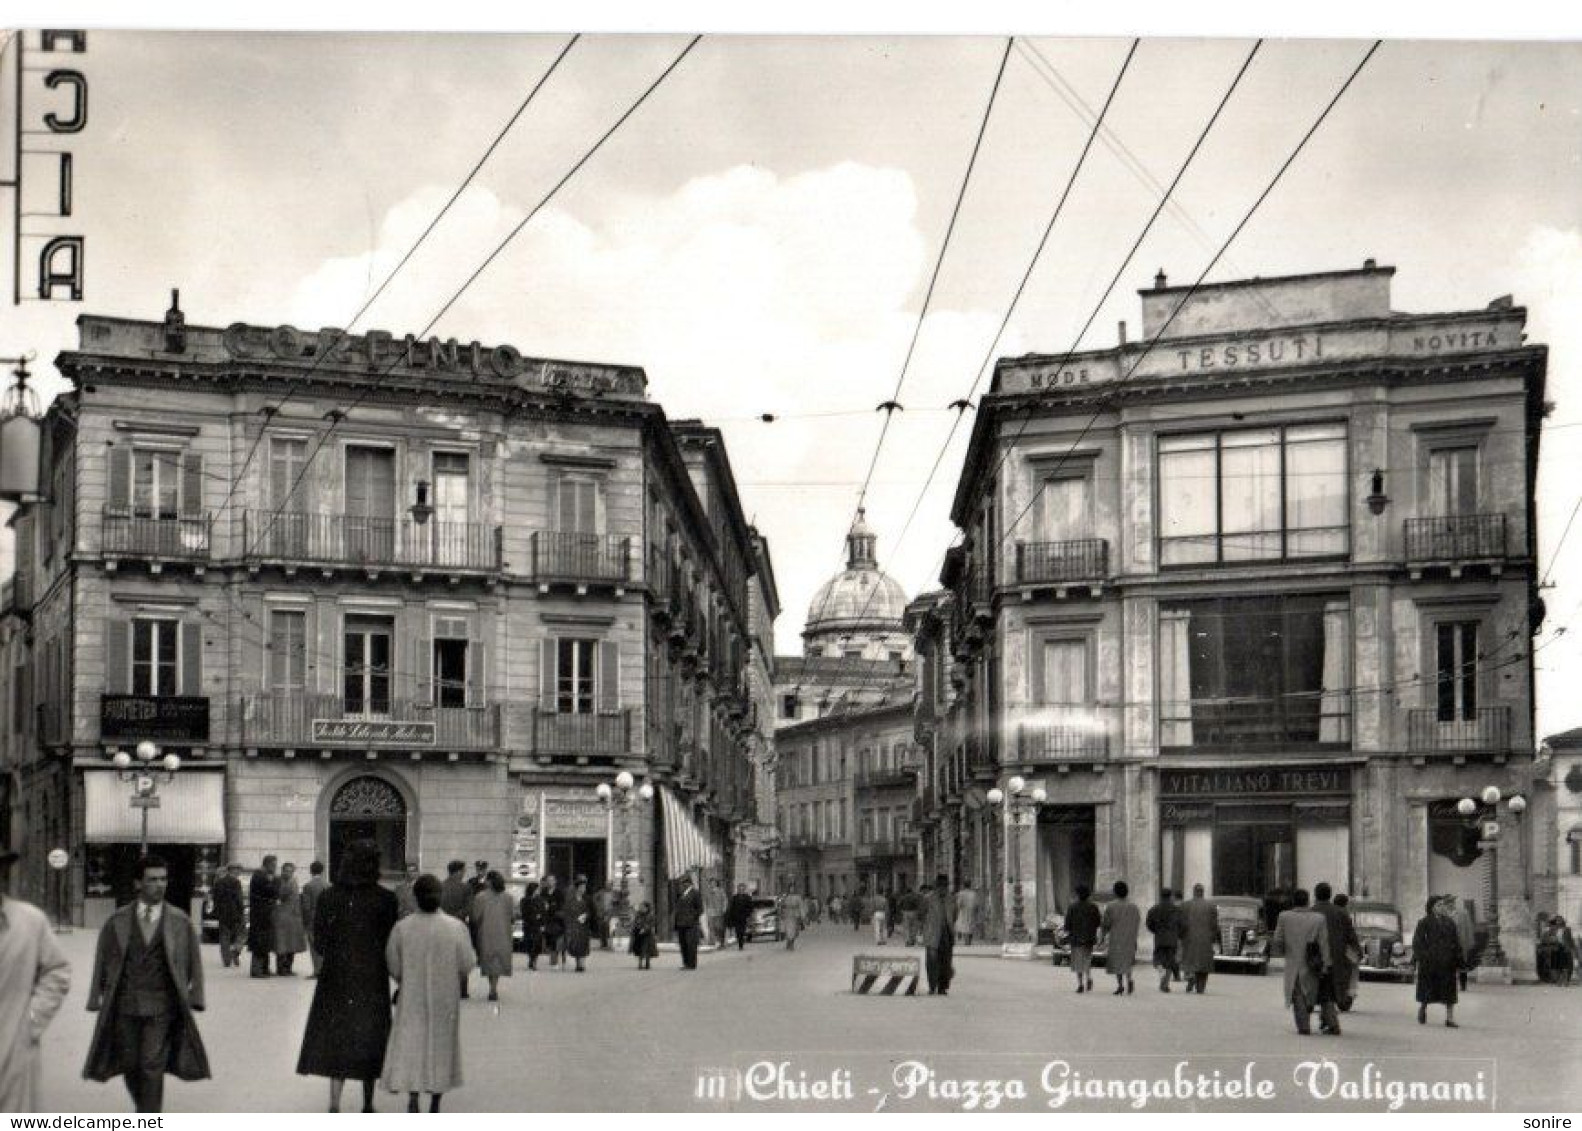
[926,263,1548,967]
[3,303,773,929]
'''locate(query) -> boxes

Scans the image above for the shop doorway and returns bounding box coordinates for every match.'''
[90,843,200,913]
[1036,806,1095,920]
[1213,806,1295,897]
[545,838,608,890]
[329,775,409,880]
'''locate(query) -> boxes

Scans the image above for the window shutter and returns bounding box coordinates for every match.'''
[416,635,432,704]
[181,621,202,696]
[539,638,556,711]
[599,640,619,711]
[108,447,131,514]
[180,452,204,518]
[468,641,484,707]
[105,619,130,694]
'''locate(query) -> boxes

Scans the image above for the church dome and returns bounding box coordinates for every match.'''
[804,509,910,635]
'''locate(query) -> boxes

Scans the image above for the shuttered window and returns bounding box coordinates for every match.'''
[268,610,307,691]
[129,618,199,697]
[556,476,601,534]
[269,437,308,511]
[108,447,203,518]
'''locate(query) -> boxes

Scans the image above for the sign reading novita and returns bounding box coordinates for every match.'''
[311,718,436,746]
[1160,766,1350,798]
[221,322,640,394]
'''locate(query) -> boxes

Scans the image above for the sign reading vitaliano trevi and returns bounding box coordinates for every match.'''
[311,718,436,746]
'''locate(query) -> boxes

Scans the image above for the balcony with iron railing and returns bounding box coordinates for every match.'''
[855,760,920,789]
[1406,707,1512,754]
[241,511,501,573]
[1014,538,1108,585]
[1013,707,1113,763]
[853,835,916,861]
[529,532,633,586]
[240,692,501,751]
[1405,514,1508,571]
[784,830,822,850]
[103,509,211,561]
[1159,691,1353,751]
[530,708,633,757]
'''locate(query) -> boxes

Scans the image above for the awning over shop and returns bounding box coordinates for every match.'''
[659,785,721,879]
[84,769,226,844]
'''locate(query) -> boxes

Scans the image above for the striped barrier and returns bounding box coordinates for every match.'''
[851,954,920,995]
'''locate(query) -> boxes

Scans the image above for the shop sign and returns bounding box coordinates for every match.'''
[101,695,210,742]
[1161,802,1214,826]
[311,718,435,746]
[544,797,607,839]
[1160,766,1350,798]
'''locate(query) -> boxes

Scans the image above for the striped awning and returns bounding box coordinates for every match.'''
[84,769,226,844]
[660,785,721,880]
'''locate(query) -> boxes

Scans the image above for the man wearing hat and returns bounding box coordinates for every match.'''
[210,863,245,969]
[0,844,71,1112]
[921,874,956,996]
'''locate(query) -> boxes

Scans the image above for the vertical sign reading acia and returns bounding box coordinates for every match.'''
[4,29,89,304]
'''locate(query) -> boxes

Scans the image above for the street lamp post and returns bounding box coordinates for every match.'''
[1455,785,1527,971]
[111,740,181,855]
[595,772,654,930]
[987,776,1046,952]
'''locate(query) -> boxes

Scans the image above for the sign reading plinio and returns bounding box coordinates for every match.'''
[311,718,436,746]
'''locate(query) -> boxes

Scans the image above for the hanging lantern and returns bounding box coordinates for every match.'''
[0,355,42,502]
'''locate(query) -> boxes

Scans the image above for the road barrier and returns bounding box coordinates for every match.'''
[851,953,920,995]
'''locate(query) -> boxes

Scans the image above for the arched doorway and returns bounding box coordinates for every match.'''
[329,775,408,881]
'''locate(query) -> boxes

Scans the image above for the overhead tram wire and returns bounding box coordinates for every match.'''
[249,35,703,556]
[786,39,1139,714]
[209,34,581,530]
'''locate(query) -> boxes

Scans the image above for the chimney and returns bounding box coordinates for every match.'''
[1154,268,1168,291]
[1363,258,1377,271]
[163,288,187,354]
[1117,320,1128,346]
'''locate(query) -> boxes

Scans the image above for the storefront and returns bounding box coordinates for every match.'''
[1158,765,1353,900]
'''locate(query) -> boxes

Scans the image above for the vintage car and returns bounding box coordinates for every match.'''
[749,898,783,942]
[1351,901,1415,981]
[1211,895,1270,974]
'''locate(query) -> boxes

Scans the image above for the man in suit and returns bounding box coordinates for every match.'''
[1270,888,1331,1036]
[84,855,210,1113]
[246,855,278,978]
[210,863,245,969]
[1178,883,1220,994]
[726,883,755,950]
[921,874,956,995]
[299,861,329,978]
[673,872,705,969]
[1312,882,1358,1030]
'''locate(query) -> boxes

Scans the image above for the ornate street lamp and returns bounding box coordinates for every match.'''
[988,776,1046,951]
[595,772,653,929]
[1455,785,1526,969]
[111,739,181,855]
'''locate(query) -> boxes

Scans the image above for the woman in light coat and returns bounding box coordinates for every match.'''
[780,890,804,951]
[273,863,308,975]
[469,871,515,1001]
[383,875,476,1113]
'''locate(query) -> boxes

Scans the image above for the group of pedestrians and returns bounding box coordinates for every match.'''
[210,855,331,980]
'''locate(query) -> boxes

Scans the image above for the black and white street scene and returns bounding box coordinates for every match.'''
[3,11,1582,1116]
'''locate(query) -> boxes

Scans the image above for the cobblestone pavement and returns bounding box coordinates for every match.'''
[32,921,1582,1112]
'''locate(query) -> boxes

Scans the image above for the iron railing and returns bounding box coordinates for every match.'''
[240,692,500,750]
[1405,514,1507,562]
[1159,692,1353,749]
[241,511,500,571]
[1016,720,1111,762]
[530,708,633,755]
[1015,539,1108,584]
[1407,707,1512,753]
[529,532,632,583]
[855,761,919,788]
[103,510,211,559]
[854,836,915,860]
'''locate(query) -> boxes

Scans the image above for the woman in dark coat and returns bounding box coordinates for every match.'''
[296,840,400,1112]
[560,878,595,972]
[518,882,545,971]
[1412,896,1464,1028]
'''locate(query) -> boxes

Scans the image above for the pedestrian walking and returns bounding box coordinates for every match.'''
[921,874,956,995]
[1270,888,1332,1035]
[296,840,398,1114]
[439,861,472,998]
[247,855,279,978]
[630,902,659,969]
[885,888,899,940]
[471,872,515,1000]
[704,878,727,947]
[726,883,754,950]
[954,881,979,946]
[1099,880,1141,996]
[595,886,615,951]
[300,861,329,978]
[1413,896,1464,1028]
[1063,884,1101,993]
[274,862,307,976]
[897,883,921,946]
[1313,882,1359,1019]
[829,894,843,925]
[539,875,565,968]
[394,862,420,920]
[560,877,595,973]
[807,894,821,925]
[872,887,888,945]
[383,875,475,1113]
[1334,893,1362,1004]
[851,886,867,932]
[674,873,704,969]
[0,843,71,1113]
[210,863,245,969]
[84,854,210,1113]
[781,889,805,951]
[466,861,488,903]
[1449,897,1476,990]
[1145,888,1185,992]
[1178,883,1219,994]
[517,881,546,971]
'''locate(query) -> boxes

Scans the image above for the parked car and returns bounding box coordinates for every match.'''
[1351,901,1415,982]
[747,898,782,941]
[197,883,219,943]
[1049,893,1114,967]
[1211,895,1270,975]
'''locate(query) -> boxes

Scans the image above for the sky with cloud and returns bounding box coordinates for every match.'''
[4,30,1582,734]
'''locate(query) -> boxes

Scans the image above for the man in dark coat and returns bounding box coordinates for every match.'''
[439,861,472,997]
[211,863,245,969]
[247,855,279,978]
[726,883,755,950]
[673,872,705,969]
[1063,884,1102,993]
[518,882,547,969]
[300,861,329,978]
[921,875,956,995]
[84,855,210,1113]
[1313,882,1359,1024]
[1145,888,1186,992]
[1178,883,1220,994]
[539,875,566,967]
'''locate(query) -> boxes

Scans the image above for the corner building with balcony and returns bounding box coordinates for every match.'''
[936,263,1547,966]
[4,304,772,929]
